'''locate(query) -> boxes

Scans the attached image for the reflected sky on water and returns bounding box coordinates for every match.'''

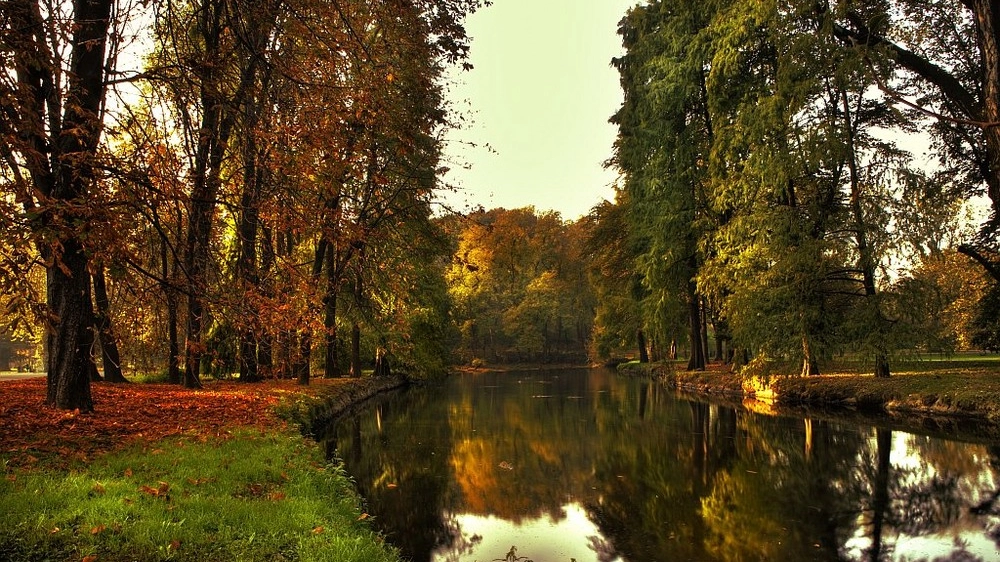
[321,368,1000,562]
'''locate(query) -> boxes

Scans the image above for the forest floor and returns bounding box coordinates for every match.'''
[0,377,404,562]
[622,356,1000,440]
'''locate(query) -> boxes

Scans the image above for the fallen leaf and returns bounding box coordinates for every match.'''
[358,513,369,521]
[312,526,324,534]
[169,540,181,551]
[82,555,98,562]
[90,524,106,535]
[92,482,106,495]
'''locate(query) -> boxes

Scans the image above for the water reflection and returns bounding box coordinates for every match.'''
[319,368,1000,561]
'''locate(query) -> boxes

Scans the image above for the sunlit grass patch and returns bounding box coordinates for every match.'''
[0,429,399,562]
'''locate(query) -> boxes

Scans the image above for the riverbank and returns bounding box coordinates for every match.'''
[619,359,1000,439]
[0,377,407,562]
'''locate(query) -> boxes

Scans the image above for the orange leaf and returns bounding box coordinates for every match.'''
[92,482,106,495]
[169,540,181,551]
[357,513,369,521]
[90,524,106,535]
[312,526,324,534]
[82,556,98,562]
[124,468,133,478]
[157,481,170,494]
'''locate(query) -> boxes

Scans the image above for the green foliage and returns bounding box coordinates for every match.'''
[606,0,984,376]
[0,430,400,562]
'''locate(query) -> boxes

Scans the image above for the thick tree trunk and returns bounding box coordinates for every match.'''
[44,0,113,412]
[46,240,96,412]
[93,265,127,383]
[973,0,1000,215]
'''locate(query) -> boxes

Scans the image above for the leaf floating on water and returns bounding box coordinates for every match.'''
[498,461,514,471]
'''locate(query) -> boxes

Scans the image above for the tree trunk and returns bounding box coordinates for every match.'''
[324,247,340,377]
[257,224,275,378]
[637,329,649,363]
[46,240,96,412]
[373,345,390,377]
[93,265,127,383]
[350,322,362,377]
[973,0,1000,216]
[801,335,820,377]
[842,87,891,378]
[44,0,114,412]
[296,331,311,386]
[686,278,706,371]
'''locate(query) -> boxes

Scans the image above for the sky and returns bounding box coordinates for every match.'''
[438,0,638,220]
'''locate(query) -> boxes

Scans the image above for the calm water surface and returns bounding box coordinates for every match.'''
[320,368,1000,562]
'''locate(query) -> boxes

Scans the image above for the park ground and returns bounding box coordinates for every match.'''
[621,354,1000,440]
[0,377,404,562]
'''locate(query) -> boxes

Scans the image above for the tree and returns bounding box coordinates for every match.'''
[816,2,1000,280]
[611,0,721,371]
[2,0,120,411]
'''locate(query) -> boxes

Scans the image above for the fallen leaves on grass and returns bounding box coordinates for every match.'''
[0,379,347,469]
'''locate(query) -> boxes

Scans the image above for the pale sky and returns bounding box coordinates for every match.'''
[439,1,637,220]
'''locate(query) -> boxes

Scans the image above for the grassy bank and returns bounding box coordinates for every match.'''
[620,357,1000,424]
[0,379,403,562]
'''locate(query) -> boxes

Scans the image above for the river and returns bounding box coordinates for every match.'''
[319,367,1000,562]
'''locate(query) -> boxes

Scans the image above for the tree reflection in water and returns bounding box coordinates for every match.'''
[320,368,1000,562]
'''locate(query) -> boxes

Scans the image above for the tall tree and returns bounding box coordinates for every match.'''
[2,0,118,410]
[612,0,719,370]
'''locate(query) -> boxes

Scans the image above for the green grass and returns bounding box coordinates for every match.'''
[0,429,400,562]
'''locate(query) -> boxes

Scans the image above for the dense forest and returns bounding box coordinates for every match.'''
[3,0,1000,412]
